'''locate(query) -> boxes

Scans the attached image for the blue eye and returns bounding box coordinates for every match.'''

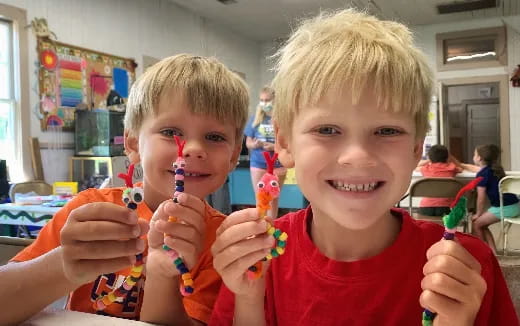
[206,133,226,142]
[376,128,402,136]
[317,126,339,135]
[160,129,182,138]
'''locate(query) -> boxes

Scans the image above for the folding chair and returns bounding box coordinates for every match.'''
[408,177,469,232]
[0,236,34,265]
[9,181,52,238]
[498,176,520,256]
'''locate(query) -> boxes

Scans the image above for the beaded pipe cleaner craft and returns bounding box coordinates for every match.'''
[94,164,145,311]
[422,177,483,326]
[247,152,288,280]
[161,135,194,296]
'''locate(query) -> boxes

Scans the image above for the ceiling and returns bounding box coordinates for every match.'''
[168,0,520,41]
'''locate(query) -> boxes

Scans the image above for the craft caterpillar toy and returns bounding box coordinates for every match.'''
[422,177,483,326]
[161,135,194,296]
[247,152,288,280]
[94,164,145,311]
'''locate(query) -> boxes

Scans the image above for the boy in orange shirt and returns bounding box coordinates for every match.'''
[416,144,463,217]
[0,54,249,325]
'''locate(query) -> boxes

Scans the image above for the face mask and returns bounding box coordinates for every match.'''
[259,101,273,113]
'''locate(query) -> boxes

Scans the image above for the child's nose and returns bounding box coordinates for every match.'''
[337,144,377,167]
[182,140,208,160]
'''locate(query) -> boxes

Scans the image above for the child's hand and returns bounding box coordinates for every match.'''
[60,203,149,285]
[253,139,264,149]
[146,193,206,278]
[211,208,275,298]
[420,240,487,326]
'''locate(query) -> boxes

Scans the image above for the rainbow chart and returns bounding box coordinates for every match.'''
[58,54,83,108]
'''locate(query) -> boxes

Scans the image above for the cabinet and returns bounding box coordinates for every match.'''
[69,156,143,191]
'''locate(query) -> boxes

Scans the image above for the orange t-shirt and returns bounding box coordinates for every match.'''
[419,162,462,207]
[12,186,225,323]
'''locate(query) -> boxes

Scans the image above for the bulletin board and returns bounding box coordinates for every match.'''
[37,37,137,131]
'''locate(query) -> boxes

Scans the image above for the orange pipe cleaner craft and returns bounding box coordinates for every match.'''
[247,152,288,280]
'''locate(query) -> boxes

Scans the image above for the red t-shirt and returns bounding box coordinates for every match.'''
[419,162,462,207]
[210,207,518,326]
[12,186,225,323]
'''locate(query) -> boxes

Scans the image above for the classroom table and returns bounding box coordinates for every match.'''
[21,308,156,326]
[0,203,59,227]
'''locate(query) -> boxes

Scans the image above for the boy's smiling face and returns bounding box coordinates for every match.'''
[276,89,423,230]
[125,91,241,210]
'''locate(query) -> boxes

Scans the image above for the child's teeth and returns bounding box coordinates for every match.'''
[332,181,377,192]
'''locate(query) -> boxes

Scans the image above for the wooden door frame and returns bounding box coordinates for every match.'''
[438,75,510,170]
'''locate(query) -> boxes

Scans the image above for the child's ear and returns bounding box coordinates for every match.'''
[413,139,424,164]
[124,130,141,164]
[275,124,295,168]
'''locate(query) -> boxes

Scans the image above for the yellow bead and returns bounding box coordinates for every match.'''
[131,265,144,273]
[108,292,117,302]
[181,273,192,280]
[279,232,288,241]
[267,227,275,235]
[130,271,141,278]
[184,279,194,286]
[126,278,136,286]
[102,296,112,305]
[276,247,285,255]
[266,254,273,260]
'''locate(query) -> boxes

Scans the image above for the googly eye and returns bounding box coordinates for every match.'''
[257,181,265,188]
[122,192,131,204]
[131,188,144,203]
[270,180,279,187]
[181,162,186,168]
[173,163,178,169]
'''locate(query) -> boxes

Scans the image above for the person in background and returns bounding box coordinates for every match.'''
[457,144,520,254]
[244,86,286,218]
[415,144,463,217]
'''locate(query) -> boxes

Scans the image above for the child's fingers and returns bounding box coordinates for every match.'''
[66,256,137,283]
[163,236,199,269]
[423,254,481,286]
[213,234,274,273]
[61,220,141,243]
[70,203,138,224]
[426,240,482,273]
[174,192,206,217]
[421,272,474,305]
[218,248,271,282]
[419,289,459,319]
[63,239,145,260]
[156,220,202,246]
[212,219,269,255]
[216,208,259,236]
[163,200,206,236]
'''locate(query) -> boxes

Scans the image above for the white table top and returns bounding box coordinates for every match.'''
[21,309,156,326]
[0,203,61,214]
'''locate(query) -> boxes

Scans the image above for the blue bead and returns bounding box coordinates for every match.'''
[184,286,194,293]
[176,169,185,175]
[176,186,184,192]
[180,267,189,274]
[248,265,257,272]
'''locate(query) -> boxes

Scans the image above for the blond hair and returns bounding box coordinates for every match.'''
[272,9,433,139]
[125,54,249,139]
[252,86,275,128]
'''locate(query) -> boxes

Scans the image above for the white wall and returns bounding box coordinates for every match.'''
[413,15,520,169]
[2,0,261,183]
[258,15,520,170]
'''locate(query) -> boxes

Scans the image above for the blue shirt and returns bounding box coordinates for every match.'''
[244,116,282,169]
[477,165,519,207]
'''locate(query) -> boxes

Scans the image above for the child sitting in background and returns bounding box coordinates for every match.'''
[460,144,520,254]
[416,144,463,217]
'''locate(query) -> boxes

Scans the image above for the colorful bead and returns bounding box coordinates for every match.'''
[267,227,275,235]
[123,282,133,291]
[176,186,184,192]
[175,180,184,186]
[184,279,194,286]
[279,232,288,241]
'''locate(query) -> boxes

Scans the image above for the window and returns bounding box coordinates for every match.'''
[0,19,15,167]
[0,4,30,182]
[436,27,507,71]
